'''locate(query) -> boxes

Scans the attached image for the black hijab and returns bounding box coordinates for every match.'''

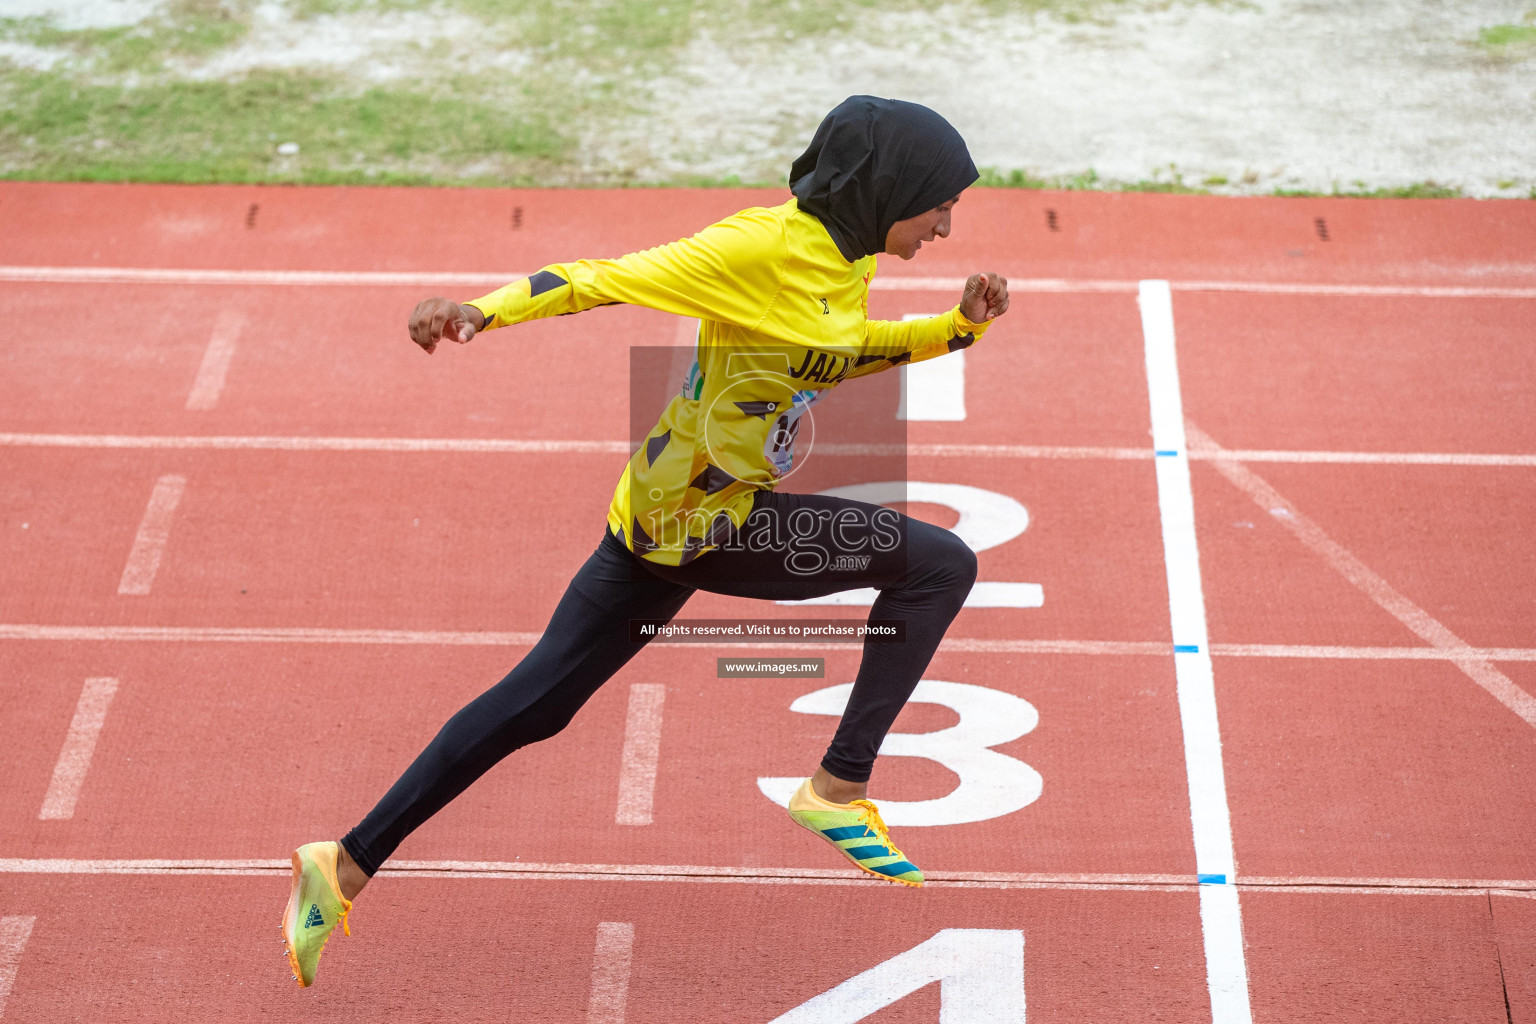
[790,96,979,263]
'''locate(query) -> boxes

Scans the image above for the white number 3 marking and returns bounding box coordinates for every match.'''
[757,679,1042,827]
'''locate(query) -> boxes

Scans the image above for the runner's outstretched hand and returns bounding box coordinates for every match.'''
[408,297,485,355]
[959,273,1009,323]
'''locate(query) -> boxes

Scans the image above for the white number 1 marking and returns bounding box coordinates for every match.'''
[897,311,967,422]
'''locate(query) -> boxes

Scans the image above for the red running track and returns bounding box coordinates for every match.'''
[1,181,1534,1022]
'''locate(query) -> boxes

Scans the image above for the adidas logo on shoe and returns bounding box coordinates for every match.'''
[283,842,353,988]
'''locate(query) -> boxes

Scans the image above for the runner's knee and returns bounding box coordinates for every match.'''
[949,532,978,590]
[916,522,976,595]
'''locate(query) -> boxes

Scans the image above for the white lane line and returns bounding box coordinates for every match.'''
[0,859,1529,895]
[4,431,1533,466]
[1210,643,1536,662]
[0,857,1189,891]
[116,475,187,596]
[3,623,1536,662]
[886,280,1536,300]
[38,677,120,820]
[941,638,1164,655]
[586,922,635,1024]
[184,310,245,411]
[615,684,666,826]
[1239,873,1536,890]
[1140,279,1253,1024]
[943,639,1536,661]
[0,433,634,454]
[897,312,966,421]
[4,265,1534,297]
[1189,422,1536,730]
[0,267,521,287]
[0,433,1129,460]
[909,443,1146,459]
[1200,449,1536,467]
[0,917,35,1021]
[1175,280,1536,299]
[0,624,545,644]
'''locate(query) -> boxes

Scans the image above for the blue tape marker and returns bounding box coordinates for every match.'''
[1155,449,1180,457]
[1198,873,1227,885]
[1174,644,1200,653]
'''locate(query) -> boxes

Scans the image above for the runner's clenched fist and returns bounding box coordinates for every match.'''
[408,297,485,354]
[959,273,1009,323]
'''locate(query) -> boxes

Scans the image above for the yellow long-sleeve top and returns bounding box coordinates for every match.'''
[468,198,991,566]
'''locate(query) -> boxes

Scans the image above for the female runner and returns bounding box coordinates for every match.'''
[283,95,1010,987]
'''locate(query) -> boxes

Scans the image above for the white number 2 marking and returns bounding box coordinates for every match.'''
[757,680,1042,827]
[767,928,1025,1023]
[783,481,1043,609]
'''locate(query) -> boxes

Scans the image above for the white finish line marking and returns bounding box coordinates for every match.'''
[587,921,635,1024]
[4,265,1535,298]
[0,917,35,1021]
[1189,423,1536,730]
[184,309,245,411]
[4,431,1533,467]
[1140,279,1253,1024]
[117,475,186,596]
[615,684,665,826]
[38,677,120,821]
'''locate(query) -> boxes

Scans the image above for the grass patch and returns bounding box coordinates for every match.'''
[2,0,253,72]
[1477,11,1536,56]
[975,168,1477,198]
[266,0,1232,73]
[0,69,567,185]
[976,167,1052,188]
[974,168,1109,190]
[1481,22,1536,46]
[0,0,1512,194]
[1271,181,1464,199]
[1356,182,1464,199]
[975,165,1215,194]
[1473,9,1536,61]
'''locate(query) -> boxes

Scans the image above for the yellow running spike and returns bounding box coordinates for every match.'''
[281,841,353,987]
[786,779,924,887]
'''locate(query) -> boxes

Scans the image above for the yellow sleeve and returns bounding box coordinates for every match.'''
[464,207,787,332]
[848,306,992,379]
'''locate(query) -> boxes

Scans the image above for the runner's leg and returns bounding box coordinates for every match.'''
[340,530,693,878]
[643,490,975,785]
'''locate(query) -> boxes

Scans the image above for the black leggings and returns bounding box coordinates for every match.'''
[341,489,976,876]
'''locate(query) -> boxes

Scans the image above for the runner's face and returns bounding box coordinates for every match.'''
[883,195,960,260]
